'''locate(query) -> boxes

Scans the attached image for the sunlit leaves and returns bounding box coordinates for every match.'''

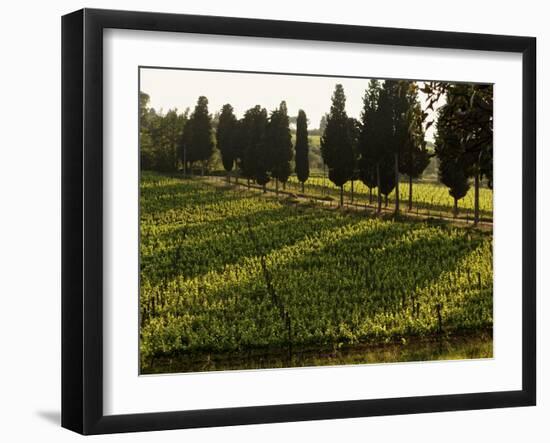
[140,174,493,367]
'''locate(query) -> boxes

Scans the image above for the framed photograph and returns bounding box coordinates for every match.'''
[61,8,536,435]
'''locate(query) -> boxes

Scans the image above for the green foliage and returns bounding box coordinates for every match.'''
[140,174,493,368]
[441,84,492,224]
[357,80,430,208]
[267,101,293,184]
[320,84,355,188]
[139,91,187,172]
[397,83,431,179]
[216,104,238,172]
[422,82,493,188]
[347,117,361,180]
[295,109,310,184]
[358,79,382,189]
[435,101,471,205]
[439,158,471,203]
[285,175,493,220]
[376,82,398,196]
[432,83,493,219]
[239,105,269,183]
[318,113,328,134]
[184,96,214,168]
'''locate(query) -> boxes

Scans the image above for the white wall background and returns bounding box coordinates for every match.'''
[0,1,546,441]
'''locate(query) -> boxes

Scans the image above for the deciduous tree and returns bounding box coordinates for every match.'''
[422,82,493,224]
[435,109,471,216]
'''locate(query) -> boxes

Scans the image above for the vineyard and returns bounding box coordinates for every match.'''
[140,172,493,373]
[275,175,492,222]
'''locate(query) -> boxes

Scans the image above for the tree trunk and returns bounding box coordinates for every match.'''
[301,181,305,194]
[263,184,266,193]
[247,178,250,189]
[385,194,389,208]
[376,163,382,213]
[454,197,458,217]
[201,163,205,176]
[226,171,230,183]
[183,148,187,176]
[340,185,344,208]
[474,171,480,225]
[408,175,413,211]
[323,163,327,196]
[282,181,286,191]
[394,152,400,215]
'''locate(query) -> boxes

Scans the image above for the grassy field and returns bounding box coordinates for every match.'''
[140,172,493,373]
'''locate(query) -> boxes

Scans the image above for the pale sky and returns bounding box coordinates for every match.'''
[140,67,442,142]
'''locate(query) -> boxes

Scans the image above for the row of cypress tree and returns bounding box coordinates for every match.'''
[319,79,493,224]
[140,78,492,224]
[216,102,306,194]
[320,80,431,211]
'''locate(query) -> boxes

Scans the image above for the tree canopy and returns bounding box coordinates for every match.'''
[295,110,310,187]
[138,80,492,222]
[184,96,214,169]
[435,107,471,214]
[429,83,493,222]
[139,91,187,172]
[239,105,269,186]
[320,84,355,205]
[267,101,293,186]
[216,104,238,173]
[358,79,382,191]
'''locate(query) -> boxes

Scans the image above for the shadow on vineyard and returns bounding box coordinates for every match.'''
[139,174,493,374]
[138,71,494,374]
[141,200,360,285]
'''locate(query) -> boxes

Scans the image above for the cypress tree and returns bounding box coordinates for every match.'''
[295,109,310,193]
[186,96,214,175]
[240,106,268,190]
[373,80,420,214]
[268,101,293,194]
[358,80,382,206]
[216,104,238,182]
[320,84,355,207]
[232,119,246,184]
[391,81,410,214]
[347,117,360,204]
[178,118,192,175]
[376,82,398,209]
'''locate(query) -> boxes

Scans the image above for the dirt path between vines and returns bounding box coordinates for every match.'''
[203,176,493,231]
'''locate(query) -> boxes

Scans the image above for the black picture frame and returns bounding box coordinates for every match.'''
[61,8,536,435]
